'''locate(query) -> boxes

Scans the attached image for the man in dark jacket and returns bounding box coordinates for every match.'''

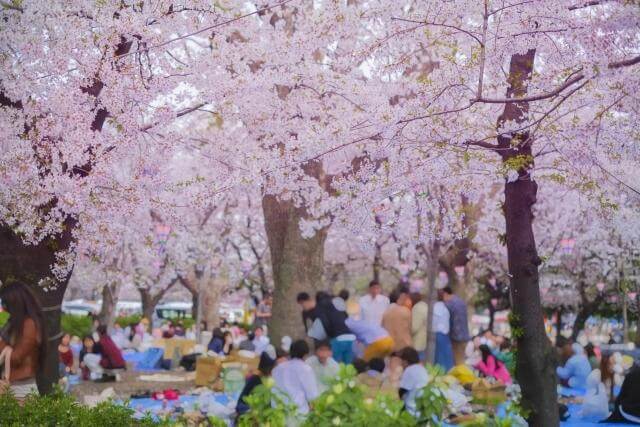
[297,291,355,363]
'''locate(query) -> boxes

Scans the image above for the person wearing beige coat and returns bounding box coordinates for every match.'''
[381,291,413,352]
[410,293,429,360]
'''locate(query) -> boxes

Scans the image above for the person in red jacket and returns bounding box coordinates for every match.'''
[95,325,126,370]
[58,333,74,374]
[83,325,125,381]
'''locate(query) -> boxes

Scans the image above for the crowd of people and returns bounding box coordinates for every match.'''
[1,279,640,425]
[232,281,516,419]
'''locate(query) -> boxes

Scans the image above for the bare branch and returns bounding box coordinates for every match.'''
[115,0,297,59]
[466,139,500,150]
[609,55,640,69]
[391,17,483,46]
[475,73,585,104]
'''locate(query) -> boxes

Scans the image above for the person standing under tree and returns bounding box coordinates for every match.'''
[254,294,272,330]
[358,280,389,326]
[0,282,46,400]
[382,290,412,352]
[439,287,470,366]
[410,292,428,361]
[433,295,454,371]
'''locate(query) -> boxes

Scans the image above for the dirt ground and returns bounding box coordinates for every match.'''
[70,369,197,400]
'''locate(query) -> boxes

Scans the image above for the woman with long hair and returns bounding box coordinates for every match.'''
[0,281,46,400]
[475,344,512,384]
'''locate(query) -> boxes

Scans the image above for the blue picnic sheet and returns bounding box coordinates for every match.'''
[123,348,164,371]
[562,403,634,427]
[128,392,235,413]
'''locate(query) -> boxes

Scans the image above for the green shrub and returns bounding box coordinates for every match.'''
[0,311,8,327]
[304,365,416,427]
[237,377,298,427]
[0,389,156,427]
[61,314,93,338]
[115,314,143,328]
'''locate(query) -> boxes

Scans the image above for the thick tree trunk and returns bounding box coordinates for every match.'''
[497,49,558,426]
[200,280,221,332]
[263,194,327,344]
[504,166,557,426]
[97,282,119,328]
[570,307,591,342]
[140,290,160,328]
[0,219,76,394]
[191,291,199,320]
[556,307,564,343]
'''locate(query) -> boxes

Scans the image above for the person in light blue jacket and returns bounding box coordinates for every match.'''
[557,343,593,389]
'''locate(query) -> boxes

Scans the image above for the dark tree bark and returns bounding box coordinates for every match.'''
[372,215,383,283]
[139,279,177,328]
[556,307,564,343]
[263,195,328,343]
[570,308,591,342]
[570,283,604,342]
[494,49,558,427]
[97,281,120,328]
[0,218,75,394]
[0,37,132,394]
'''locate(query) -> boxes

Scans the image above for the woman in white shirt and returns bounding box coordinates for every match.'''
[433,300,454,371]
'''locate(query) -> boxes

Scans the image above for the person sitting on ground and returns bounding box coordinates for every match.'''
[494,338,515,375]
[357,357,395,399]
[272,339,319,414]
[208,328,228,355]
[252,326,270,355]
[580,369,609,419]
[475,344,511,384]
[174,321,185,337]
[239,331,257,352]
[162,321,176,339]
[557,343,592,389]
[58,333,74,375]
[306,340,340,393]
[381,290,413,352]
[79,335,96,380]
[221,331,234,355]
[585,343,599,370]
[352,358,367,374]
[345,316,394,361]
[0,282,47,400]
[398,347,430,417]
[84,325,126,380]
[600,353,616,403]
[603,363,640,424]
[236,352,277,418]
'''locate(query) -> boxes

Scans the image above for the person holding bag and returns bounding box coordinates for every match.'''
[0,281,46,400]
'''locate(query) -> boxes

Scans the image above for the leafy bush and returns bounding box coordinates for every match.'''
[0,311,8,327]
[237,377,298,427]
[0,389,156,427]
[304,365,415,427]
[61,314,93,338]
[115,314,143,328]
[237,365,416,427]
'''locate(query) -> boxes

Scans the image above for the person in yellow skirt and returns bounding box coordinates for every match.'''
[345,317,394,361]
